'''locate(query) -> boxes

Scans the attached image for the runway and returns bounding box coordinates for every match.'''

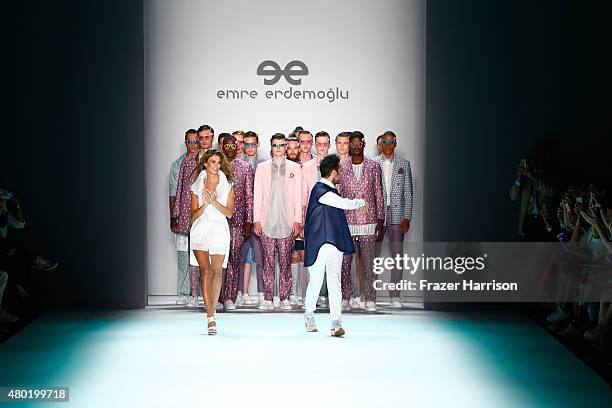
[0,307,610,407]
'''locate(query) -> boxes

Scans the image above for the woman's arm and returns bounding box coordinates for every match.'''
[191,193,206,222]
[209,187,235,218]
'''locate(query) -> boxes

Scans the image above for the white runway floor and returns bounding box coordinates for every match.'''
[0,306,610,407]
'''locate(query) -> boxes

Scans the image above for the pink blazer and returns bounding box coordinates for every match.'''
[301,157,320,210]
[253,159,302,228]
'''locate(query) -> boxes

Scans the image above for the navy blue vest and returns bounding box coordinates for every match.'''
[304,181,355,267]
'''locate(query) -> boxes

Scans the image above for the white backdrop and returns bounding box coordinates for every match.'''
[145,0,426,295]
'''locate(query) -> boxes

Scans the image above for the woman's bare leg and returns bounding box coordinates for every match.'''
[210,255,225,310]
[194,250,213,317]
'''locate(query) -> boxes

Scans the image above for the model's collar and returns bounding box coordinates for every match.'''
[320,178,335,188]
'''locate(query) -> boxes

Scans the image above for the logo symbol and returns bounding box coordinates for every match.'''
[257,60,309,85]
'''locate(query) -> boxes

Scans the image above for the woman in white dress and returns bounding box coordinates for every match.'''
[190,149,235,334]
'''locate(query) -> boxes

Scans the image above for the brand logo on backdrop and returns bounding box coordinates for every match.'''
[216,60,349,103]
[257,60,309,85]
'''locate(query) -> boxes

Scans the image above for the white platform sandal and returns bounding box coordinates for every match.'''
[207,316,217,335]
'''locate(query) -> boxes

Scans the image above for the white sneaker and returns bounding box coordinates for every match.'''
[350,297,365,309]
[258,292,265,305]
[0,309,18,323]
[280,299,292,310]
[365,301,377,312]
[389,297,403,309]
[187,296,197,308]
[304,313,318,332]
[297,296,304,306]
[32,256,58,271]
[546,306,571,323]
[224,300,236,311]
[216,302,224,311]
[317,296,328,308]
[273,296,281,309]
[176,295,187,305]
[258,300,274,311]
[245,294,257,305]
[341,300,350,311]
[236,291,244,305]
[289,295,298,306]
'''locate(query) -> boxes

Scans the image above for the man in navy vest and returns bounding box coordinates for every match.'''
[303,154,367,336]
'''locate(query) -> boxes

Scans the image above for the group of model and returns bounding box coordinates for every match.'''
[169,126,413,335]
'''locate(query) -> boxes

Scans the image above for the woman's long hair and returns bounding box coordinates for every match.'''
[191,149,235,184]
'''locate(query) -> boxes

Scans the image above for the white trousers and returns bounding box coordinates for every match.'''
[305,244,343,322]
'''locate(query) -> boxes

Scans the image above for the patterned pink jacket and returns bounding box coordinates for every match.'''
[229,158,254,229]
[338,158,384,225]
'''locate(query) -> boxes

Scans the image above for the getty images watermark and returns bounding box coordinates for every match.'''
[372,253,519,293]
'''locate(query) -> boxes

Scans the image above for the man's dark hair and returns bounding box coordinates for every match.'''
[320,154,340,178]
[218,132,231,145]
[286,136,298,143]
[222,135,237,145]
[350,131,365,141]
[197,125,214,135]
[315,131,330,141]
[245,131,259,142]
[185,128,197,140]
[335,131,351,141]
[381,130,397,138]
[270,133,286,143]
[298,130,313,139]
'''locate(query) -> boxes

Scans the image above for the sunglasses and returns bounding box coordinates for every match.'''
[272,143,287,148]
[185,140,199,145]
[244,142,258,149]
[381,140,397,145]
[350,142,365,148]
[223,144,237,150]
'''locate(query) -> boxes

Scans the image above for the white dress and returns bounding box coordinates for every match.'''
[189,170,232,267]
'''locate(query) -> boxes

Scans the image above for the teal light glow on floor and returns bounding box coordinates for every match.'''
[0,309,610,407]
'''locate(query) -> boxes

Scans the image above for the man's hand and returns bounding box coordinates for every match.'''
[170,216,178,233]
[292,223,301,237]
[243,222,253,238]
[375,220,384,242]
[516,166,531,178]
[253,222,262,236]
[400,218,410,234]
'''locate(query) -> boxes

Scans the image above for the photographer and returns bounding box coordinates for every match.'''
[510,148,556,241]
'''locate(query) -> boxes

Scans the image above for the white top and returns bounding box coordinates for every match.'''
[383,156,393,206]
[318,178,365,210]
[190,170,232,220]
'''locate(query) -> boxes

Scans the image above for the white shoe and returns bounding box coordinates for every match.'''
[236,291,244,305]
[341,300,350,311]
[258,300,274,311]
[224,300,236,311]
[280,299,292,310]
[331,320,345,337]
[176,295,187,305]
[187,296,197,308]
[0,309,19,323]
[365,301,377,312]
[317,296,328,308]
[32,256,58,271]
[273,296,281,309]
[245,294,257,305]
[289,295,298,306]
[297,296,304,306]
[216,302,224,311]
[546,306,571,323]
[389,297,403,309]
[304,313,318,332]
[350,297,365,309]
[258,292,265,305]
